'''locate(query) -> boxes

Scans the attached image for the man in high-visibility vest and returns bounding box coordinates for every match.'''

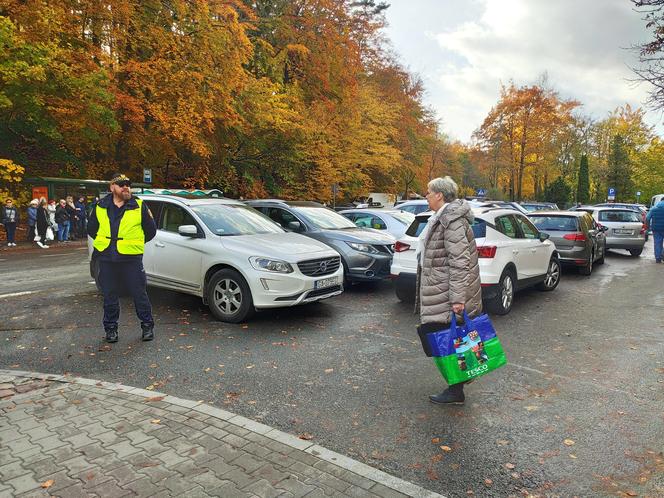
[88,173,157,343]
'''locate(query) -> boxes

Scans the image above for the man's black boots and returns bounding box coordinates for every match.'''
[141,322,154,341]
[104,327,118,343]
[429,383,465,405]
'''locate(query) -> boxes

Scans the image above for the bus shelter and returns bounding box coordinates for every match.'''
[24,177,151,202]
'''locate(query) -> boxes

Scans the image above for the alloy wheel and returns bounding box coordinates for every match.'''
[213,278,243,316]
[501,274,514,310]
[544,259,560,288]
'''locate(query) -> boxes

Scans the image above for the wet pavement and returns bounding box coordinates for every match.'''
[1,241,663,497]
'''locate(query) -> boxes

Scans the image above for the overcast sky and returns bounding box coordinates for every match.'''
[383,0,657,142]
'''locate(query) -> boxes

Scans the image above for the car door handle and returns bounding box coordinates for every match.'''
[155,242,165,248]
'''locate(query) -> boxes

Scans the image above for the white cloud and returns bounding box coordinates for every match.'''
[386,0,656,141]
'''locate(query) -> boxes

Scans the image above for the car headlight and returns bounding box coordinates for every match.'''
[249,257,294,273]
[345,242,379,254]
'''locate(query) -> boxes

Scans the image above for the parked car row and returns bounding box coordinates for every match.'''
[89,193,649,324]
[91,195,399,324]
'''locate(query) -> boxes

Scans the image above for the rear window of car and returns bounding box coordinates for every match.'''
[529,215,579,231]
[405,216,486,238]
[598,210,641,223]
[406,216,430,237]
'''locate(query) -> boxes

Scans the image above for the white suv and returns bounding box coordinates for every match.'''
[391,207,560,315]
[90,195,343,323]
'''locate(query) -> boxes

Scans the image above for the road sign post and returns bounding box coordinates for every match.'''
[143,168,152,184]
[636,191,641,203]
[607,187,616,202]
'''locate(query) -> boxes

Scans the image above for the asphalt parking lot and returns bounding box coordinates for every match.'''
[1,242,663,497]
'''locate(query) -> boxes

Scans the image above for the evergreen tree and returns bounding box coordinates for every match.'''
[606,135,633,202]
[576,154,590,204]
[544,177,572,208]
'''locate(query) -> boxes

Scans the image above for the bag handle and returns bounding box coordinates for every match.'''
[449,310,474,340]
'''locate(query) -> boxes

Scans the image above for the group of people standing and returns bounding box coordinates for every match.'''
[2,195,88,248]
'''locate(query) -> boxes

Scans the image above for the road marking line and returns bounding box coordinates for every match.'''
[0,291,36,299]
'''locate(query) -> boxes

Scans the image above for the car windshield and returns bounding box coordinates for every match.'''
[521,204,546,212]
[598,210,641,223]
[389,211,415,225]
[295,207,357,229]
[529,215,579,231]
[191,204,284,236]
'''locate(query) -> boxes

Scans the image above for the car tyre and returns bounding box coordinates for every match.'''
[596,245,605,265]
[579,251,593,276]
[487,268,515,315]
[395,279,415,303]
[90,256,102,292]
[207,269,254,323]
[537,256,561,291]
[629,248,643,257]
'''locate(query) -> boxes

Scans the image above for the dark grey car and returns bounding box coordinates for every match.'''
[246,200,396,283]
[528,211,606,275]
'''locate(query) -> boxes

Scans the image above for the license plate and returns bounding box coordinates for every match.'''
[614,229,632,235]
[314,276,339,289]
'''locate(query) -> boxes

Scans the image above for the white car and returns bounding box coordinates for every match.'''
[390,207,560,315]
[339,209,415,239]
[90,195,343,323]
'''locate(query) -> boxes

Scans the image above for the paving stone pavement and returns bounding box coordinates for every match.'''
[0,370,444,498]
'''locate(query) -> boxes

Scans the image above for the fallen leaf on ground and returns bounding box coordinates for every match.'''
[324,368,334,373]
[431,454,443,463]
[298,433,314,440]
[625,492,637,497]
[41,480,54,489]
[496,439,509,446]
[246,365,255,369]
[564,439,575,446]
[440,445,452,452]
[484,478,493,486]
[525,405,539,411]
[426,468,439,481]
[431,437,441,444]
[204,368,211,372]
[505,463,516,470]
[569,454,577,459]
[145,396,164,402]
[150,419,161,424]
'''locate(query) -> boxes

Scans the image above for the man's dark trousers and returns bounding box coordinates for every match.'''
[98,259,153,330]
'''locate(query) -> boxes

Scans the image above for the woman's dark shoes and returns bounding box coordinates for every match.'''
[104,327,118,343]
[429,387,465,405]
[141,323,154,341]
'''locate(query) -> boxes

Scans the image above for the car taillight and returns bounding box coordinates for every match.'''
[394,241,411,252]
[563,233,587,241]
[477,246,497,258]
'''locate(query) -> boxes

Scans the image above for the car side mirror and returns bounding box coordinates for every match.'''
[178,225,200,237]
[599,226,608,232]
[286,221,302,232]
[539,232,550,242]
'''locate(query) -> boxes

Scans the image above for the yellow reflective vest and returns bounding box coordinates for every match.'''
[93,199,145,255]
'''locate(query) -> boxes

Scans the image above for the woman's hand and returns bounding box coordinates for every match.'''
[452,303,465,314]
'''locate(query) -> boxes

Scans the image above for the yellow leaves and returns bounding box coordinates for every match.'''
[41,479,54,489]
[0,159,25,183]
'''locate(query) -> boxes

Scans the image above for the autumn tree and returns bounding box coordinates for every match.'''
[607,135,633,202]
[631,0,664,111]
[474,81,579,201]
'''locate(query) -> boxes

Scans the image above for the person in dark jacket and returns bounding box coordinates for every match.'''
[87,173,157,343]
[75,196,87,238]
[1,198,19,246]
[647,199,664,263]
[55,199,70,242]
[26,199,38,242]
[35,198,50,249]
[65,196,79,240]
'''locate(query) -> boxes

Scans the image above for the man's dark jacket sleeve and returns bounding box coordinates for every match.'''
[142,202,157,242]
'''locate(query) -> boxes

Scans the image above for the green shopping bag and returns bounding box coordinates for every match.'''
[427,311,507,385]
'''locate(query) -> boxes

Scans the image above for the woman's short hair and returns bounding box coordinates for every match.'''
[428,176,458,202]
